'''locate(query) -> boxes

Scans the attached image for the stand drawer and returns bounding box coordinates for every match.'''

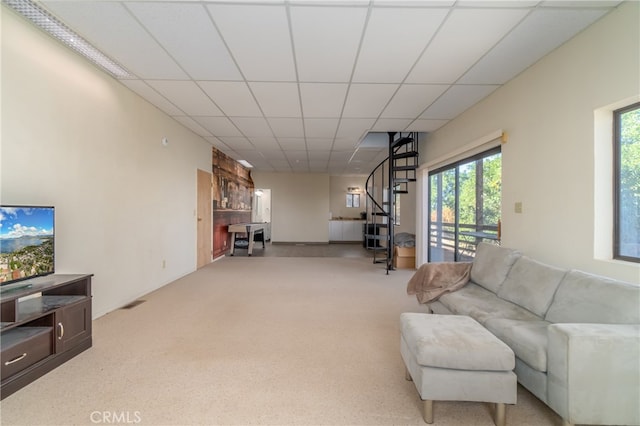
[1,327,53,381]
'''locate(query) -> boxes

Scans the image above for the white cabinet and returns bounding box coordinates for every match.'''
[329,220,364,242]
[343,221,363,241]
[329,221,342,241]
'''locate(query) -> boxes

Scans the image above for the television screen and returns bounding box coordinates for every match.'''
[0,206,55,285]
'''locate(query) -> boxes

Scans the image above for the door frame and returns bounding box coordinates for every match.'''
[196,169,213,268]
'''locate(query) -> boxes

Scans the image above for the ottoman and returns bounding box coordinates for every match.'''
[400,313,517,426]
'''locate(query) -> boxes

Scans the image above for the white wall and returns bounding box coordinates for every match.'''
[329,175,366,219]
[396,182,416,236]
[251,172,330,243]
[421,2,639,283]
[1,9,212,317]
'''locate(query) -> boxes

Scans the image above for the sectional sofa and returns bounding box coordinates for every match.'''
[422,243,640,426]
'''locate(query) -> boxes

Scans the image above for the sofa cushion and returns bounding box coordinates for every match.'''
[545,270,640,324]
[484,318,550,372]
[470,243,520,293]
[438,283,541,325]
[497,256,567,317]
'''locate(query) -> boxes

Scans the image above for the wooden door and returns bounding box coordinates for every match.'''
[197,169,212,268]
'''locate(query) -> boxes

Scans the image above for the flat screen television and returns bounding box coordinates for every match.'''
[0,205,55,286]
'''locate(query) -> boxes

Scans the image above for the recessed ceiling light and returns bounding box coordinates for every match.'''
[3,0,133,79]
[238,160,253,168]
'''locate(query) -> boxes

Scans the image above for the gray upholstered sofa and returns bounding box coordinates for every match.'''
[425,243,640,426]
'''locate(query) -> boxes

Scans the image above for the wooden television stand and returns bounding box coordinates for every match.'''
[0,274,92,399]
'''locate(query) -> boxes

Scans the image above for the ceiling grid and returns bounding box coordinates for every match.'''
[15,0,620,175]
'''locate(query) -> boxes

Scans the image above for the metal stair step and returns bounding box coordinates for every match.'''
[391,136,414,148]
[366,223,388,229]
[393,165,418,172]
[393,151,418,160]
[364,234,390,240]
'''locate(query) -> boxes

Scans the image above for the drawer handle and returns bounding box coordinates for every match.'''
[58,322,64,340]
[4,353,27,366]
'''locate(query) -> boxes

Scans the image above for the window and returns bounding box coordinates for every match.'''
[614,102,640,262]
[346,193,360,208]
[428,147,501,262]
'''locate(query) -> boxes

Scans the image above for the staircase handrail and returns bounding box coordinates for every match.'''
[365,156,389,214]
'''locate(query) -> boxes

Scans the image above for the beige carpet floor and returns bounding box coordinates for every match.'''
[0,257,562,425]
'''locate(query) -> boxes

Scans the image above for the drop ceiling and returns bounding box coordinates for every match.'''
[29,0,621,175]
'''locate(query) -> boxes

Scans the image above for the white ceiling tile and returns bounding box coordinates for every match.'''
[249,83,301,117]
[125,3,241,80]
[248,137,281,150]
[540,1,622,7]
[229,117,274,137]
[204,136,230,151]
[290,0,369,5]
[405,119,449,132]
[371,118,413,132]
[307,150,331,161]
[199,82,262,117]
[193,117,242,136]
[42,1,187,79]
[459,8,608,84]
[268,118,305,138]
[333,138,360,150]
[308,161,329,173]
[269,160,293,171]
[342,84,399,118]
[290,5,367,82]
[306,139,334,151]
[120,80,183,115]
[330,151,353,162]
[287,153,309,169]
[299,83,349,118]
[456,1,539,6]
[352,7,448,83]
[277,138,307,150]
[233,150,264,163]
[246,160,273,170]
[260,150,287,160]
[407,8,528,84]
[420,85,499,119]
[381,84,449,118]
[147,81,222,116]
[304,118,339,138]
[173,116,212,137]
[373,1,455,5]
[218,137,255,150]
[207,4,296,81]
[285,150,308,161]
[336,118,377,140]
[350,149,384,162]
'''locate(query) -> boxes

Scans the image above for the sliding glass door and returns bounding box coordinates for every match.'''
[428,147,501,262]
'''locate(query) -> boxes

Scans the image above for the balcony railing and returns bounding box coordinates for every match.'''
[429,222,499,262]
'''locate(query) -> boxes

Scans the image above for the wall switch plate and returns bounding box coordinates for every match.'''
[515,202,523,213]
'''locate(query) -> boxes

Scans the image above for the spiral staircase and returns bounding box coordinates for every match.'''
[364,132,419,274]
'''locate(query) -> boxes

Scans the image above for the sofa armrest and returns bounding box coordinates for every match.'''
[547,323,640,425]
